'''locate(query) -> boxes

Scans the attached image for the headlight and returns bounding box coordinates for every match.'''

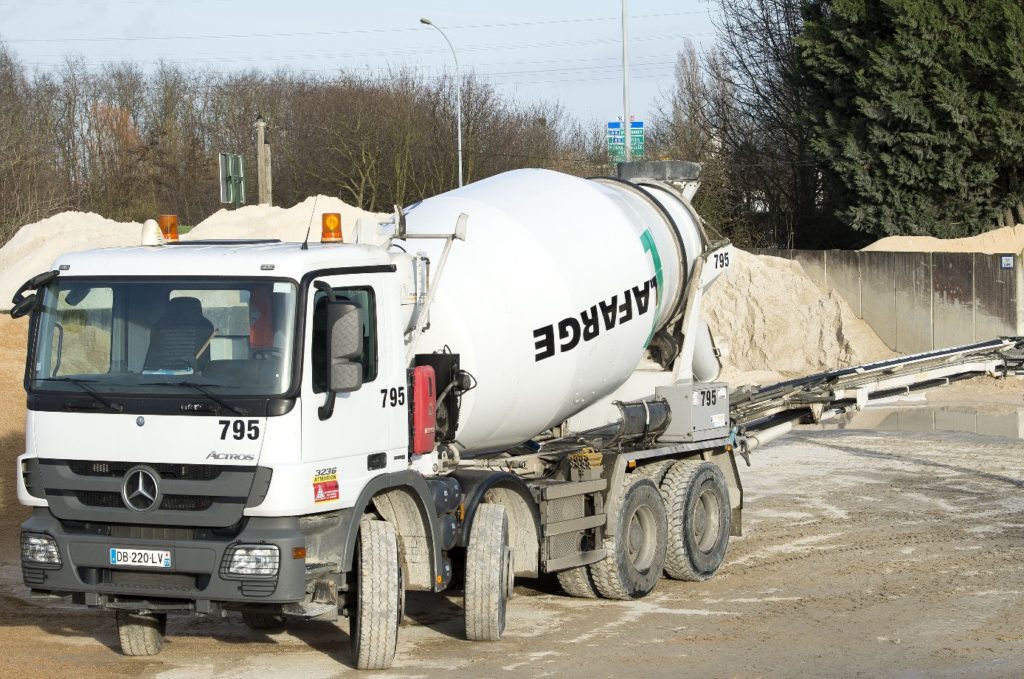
[226,545,280,577]
[22,534,61,566]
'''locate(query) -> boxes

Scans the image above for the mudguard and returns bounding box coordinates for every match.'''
[333,471,445,591]
[449,469,542,548]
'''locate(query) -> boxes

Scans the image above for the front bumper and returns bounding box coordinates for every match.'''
[21,508,307,610]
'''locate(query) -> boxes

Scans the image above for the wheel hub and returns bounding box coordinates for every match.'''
[693,487,721,553]
[625,505,656,571]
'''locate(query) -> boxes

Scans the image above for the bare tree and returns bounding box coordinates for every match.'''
[0,45,65,245]
[0,44,609,247]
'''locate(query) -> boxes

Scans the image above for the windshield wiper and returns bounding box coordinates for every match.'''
[37,377,124,413]
[149,381,248,416]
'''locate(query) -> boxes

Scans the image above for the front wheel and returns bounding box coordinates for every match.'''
[465,503,513,641]
[350,519,401,670]
[590,477,668,600]
[116,610,166,656]
[241,609,286,633]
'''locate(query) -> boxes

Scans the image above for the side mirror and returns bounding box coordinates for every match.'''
[326,301,363,361]
[10,293,37,319]
[10,270,57,315]
[319,301,363,421]
[330,361,362,393]
[326,301,363,392]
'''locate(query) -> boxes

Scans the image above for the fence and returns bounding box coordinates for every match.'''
[752,249,1024,353]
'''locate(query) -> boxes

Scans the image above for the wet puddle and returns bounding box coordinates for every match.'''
[815,401,1024,439]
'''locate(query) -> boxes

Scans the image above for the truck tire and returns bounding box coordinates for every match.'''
[465,503,513,641]
[633,459,675,486]
[116,610,166,656]
[241,610,286,632]
[350,519,401,670]
[590,478,668,600]
[661,460,731,581]
[556,565,598,598]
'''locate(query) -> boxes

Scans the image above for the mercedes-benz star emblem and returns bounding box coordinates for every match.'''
[121,466,160,512]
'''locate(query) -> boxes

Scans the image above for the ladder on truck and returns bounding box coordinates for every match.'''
[730,337,1024,455]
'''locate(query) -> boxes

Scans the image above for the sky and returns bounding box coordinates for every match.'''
[0,0,718,127]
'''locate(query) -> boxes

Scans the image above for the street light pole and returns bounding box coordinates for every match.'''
[621,0,632,163]
[421,17,463,187]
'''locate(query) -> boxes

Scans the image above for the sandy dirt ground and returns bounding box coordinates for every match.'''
[0,314,1022,678]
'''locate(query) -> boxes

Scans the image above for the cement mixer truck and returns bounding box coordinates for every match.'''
[12,163,1020,669]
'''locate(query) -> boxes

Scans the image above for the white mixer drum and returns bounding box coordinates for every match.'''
[402,168,703,453]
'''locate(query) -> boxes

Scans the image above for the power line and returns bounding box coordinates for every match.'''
[21,33,709,70]
[30,51,683,71]
[4,11,707,44]
[17,58,679,84]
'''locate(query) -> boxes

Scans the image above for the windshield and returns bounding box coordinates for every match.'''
[30,278,297,397]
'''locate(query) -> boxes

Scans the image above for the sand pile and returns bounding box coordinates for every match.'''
[0,198,387,308]
[184,196,385,242]
[704,249,894,385]
[0,314,29,529]
[0,211,142,308]
[863,224,1024,254]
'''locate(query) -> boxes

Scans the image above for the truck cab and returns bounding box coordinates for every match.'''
[16,236,457,661]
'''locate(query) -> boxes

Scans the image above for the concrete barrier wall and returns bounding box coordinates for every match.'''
[752,248,1022,352]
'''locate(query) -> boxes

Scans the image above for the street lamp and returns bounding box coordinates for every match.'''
[621,0,632,163]
[421,17,463,187]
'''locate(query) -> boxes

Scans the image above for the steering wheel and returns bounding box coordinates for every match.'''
[252,347,283,361]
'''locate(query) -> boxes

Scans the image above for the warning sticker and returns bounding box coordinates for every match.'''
[313,470,339,503]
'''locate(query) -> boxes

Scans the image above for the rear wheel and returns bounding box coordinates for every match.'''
[633,459,674,486]
[465,503,513,641]
[350,519,401,670]
[556,565,598,598]
[661,460,731,581]
[116,610,166,656]
[590,478,668,600]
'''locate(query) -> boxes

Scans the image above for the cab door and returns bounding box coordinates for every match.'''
[300,272,408,509]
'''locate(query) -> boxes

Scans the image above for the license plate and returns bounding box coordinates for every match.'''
[109,548,172,569]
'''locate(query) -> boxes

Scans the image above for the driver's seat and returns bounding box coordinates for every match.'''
[144,296,215,371]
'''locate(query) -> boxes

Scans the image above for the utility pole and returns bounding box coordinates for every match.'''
[621,0,632,162]
[256,114,273,205]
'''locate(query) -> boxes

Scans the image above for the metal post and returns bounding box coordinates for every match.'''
[622,0,631,163]
[421,17,463,187]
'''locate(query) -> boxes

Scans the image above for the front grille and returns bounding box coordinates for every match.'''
[159,495,216,512]
[60,522,242,541]
[69,460,224,481]
[110,525,194,541]
[105,570,196,591]
[34,458,262,528]
[77,490,123,508]
[74,490,219,512]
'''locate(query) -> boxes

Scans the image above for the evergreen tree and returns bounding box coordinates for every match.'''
[800,0,1024,238]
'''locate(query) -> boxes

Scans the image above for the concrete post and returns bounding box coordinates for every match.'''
[256,115,272,206]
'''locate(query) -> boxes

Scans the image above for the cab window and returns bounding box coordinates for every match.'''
[311,286,377,392]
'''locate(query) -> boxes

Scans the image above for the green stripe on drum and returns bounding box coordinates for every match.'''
[640,228,664,343]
